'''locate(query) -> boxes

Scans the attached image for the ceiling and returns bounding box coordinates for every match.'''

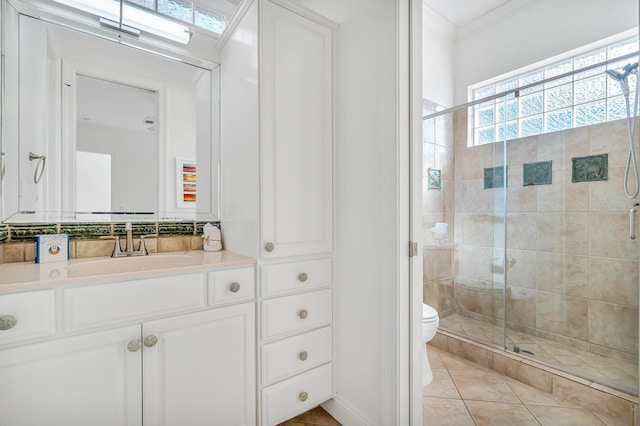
[422,0,515,29]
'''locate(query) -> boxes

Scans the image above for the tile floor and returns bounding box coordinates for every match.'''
[440,313,639,394]
[279,344,623,425]
[425,345,623,425]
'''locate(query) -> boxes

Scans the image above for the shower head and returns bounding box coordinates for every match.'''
[606,62,638,96]
[607,62,639,81]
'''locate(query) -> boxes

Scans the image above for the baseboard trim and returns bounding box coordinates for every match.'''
[322,396,371,426]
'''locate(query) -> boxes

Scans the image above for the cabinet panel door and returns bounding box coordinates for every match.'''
[142,304,255,426]
[0,325,142,426]
[261,1,333,258]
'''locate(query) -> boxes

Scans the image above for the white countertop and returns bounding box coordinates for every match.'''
[0,250,256,293]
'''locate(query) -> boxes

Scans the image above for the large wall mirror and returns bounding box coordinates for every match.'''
[0,1,220,223]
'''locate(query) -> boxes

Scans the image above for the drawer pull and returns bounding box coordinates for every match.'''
[229,282,241,293]
[127,339,142,352]
[299,391,309,402]
[143,335,158,348]
[0,315,17,331]
[298,272,308,282]
[298,309,308,320]
[299,351,308,361]
[265,242,275,252]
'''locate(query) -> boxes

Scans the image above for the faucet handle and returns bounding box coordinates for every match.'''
[138,234,157,256]
[100,235,122,257]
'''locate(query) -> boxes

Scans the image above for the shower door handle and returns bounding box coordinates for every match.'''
[631,205,637,240]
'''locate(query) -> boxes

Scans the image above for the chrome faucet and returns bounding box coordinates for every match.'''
[101,222,156,258]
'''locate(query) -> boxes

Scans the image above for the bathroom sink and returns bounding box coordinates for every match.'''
[66,254,199,277]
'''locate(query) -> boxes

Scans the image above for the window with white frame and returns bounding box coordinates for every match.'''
[126,0,227,34]
[470,35,639,145]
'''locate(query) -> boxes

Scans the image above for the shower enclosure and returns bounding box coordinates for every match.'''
[422,43,640,395]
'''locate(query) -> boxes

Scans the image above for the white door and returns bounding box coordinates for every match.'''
[0,325,142,426]
[142,304,255,426]
[260,0,333,259]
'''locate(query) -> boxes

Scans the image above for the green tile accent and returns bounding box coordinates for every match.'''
[9,224,58,241]
[60,223,112,239]
[114,223,158,236]
[523,161,552,186]
[484,166,507,189]
[0,221,221,244]
[572,154,608,183]
[158,222,196,236]
[428,168,442,190]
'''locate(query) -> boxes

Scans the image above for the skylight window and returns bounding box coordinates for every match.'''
[52,0,228,45]
[127,0,227,35]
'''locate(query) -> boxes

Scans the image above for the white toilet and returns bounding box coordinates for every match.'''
[422,303,440,386]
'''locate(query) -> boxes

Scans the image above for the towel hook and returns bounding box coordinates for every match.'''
[29,152,46,184]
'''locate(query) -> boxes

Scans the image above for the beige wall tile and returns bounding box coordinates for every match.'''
[459,143,494,181]
[3,243,25,263]
[456,179,496,213]
[447,338,494,369]
[506,286,536,327]
[507,136,539,172]
[507,213,537,250]
[458,213,496,247]
[75,240,115,258]
[590,257,639,306]
[590,119,628,168]
[589,166,629,212]
[493,354,554,393]
[423,250,435,282]
[456,245,494,282]
[589,301,638,354]
[434,248,453,280]
[435,145,453,179]
[536,213,588,255]
[538,131,564,168]
[423,142,435,177]
[537,253,588,298]
[537,292,588,340]
[507,184,537,212]
[590,212,638,259]
[157,236,190,253]
[563,126,591,159]
[505,249,537,289]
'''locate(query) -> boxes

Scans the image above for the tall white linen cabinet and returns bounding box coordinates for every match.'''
[220,0,336,424]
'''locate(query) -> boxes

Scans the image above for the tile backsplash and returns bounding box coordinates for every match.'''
[0,221,220,264]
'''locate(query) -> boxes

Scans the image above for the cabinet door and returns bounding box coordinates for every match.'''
[261,0,333,258]
[142,303,255,426]
[0,325,142,426]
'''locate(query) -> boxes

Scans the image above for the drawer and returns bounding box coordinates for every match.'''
[207,267,254,305]
[262,258,331,297]
[262,326,332,385]
[261,289,331,341]
[262,363,332,426]
[0,290,55,346]
[64,273,206,331]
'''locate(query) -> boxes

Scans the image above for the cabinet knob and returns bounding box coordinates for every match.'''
[299,391,309,402]
[143,335,158,348]
[229,282,241,293]
[298,309,308,320]
[298,272,308,282]
[127,339,142,352]
[0,315,17,331]
[264,242,275,252]
[299,351,308,361]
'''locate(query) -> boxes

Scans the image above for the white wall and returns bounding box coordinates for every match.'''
[453,0,638,104]
[281,0,406,424]
[422,5,455,108]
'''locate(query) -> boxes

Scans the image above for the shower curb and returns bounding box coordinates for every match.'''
[432,330,639,425]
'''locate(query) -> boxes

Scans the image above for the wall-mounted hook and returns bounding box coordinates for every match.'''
[29,152,46,184]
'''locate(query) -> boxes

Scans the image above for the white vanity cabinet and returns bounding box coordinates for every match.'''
[259,0,333,260]
[0,264,256,426]
[221,1,336,424]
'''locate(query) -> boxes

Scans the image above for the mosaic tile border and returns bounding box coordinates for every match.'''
[0,221,220,243]
[523,160,552,186]
[572,154,608,183]
[484,166,507,189]
[428,168,442,190]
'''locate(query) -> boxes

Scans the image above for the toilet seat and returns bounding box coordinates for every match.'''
[422,304,438,322]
